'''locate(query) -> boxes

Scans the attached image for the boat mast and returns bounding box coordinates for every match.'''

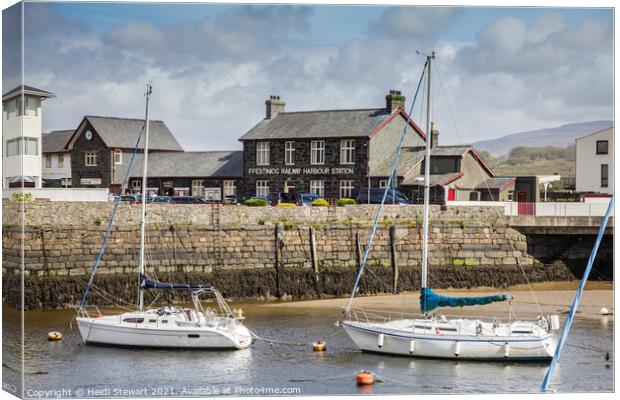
[138,83,152,311]
[421,51,434,290]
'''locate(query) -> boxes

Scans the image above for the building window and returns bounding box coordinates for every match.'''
[340,180,354,198]
[6,138,20,157]
[285,141,295,165]
[24,137,37,156]
[58,154,64,168]
[25,97,38,117]
[114,149,122,164]
[601,164,609,188]
[311,140,325,165]
[379,179,388,188]
[284,180,295,194]
[192,180,205,197]
[256,142,270,166]
[45,154,52,168]
[596,140,609,155]
[310,180,324,197]
[256,180,269,197]
[85,152,97,166]
[132,180,141,189]
[7,98,17,119]
[340,139,355,164]
[507,190,514,201]
[223,180,236,196]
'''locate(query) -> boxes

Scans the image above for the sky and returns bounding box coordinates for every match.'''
[2,2,614,150]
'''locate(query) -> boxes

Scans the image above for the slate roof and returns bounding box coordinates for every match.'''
[42,130,74,153]
[475,177,516,190]
[240,108,412,141]
[402,172,464,186]
[2,85,55,101]
[113,151,243,184]
[68,116,183,151]
[371,146,472,177]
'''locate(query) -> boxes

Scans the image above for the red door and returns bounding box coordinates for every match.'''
[517,191,534,215]
[447,189,456,201]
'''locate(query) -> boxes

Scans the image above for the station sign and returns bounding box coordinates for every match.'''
[247,166,354,175]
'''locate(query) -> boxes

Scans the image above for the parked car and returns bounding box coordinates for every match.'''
[171,196,206,204]
[120,195,139,203]
[356,188,411,205]
[223,195,241,205]
[152,196,172,203]
[267,192,296,206]
[297,193,321,206]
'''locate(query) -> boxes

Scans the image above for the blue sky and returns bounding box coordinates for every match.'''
[2,2,614,150]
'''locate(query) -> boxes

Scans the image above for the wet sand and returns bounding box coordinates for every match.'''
[257,281,614,320]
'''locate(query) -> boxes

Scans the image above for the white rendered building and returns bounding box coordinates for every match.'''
[575,127,614,194]
[42,130,73,187]
[2,85,55,188]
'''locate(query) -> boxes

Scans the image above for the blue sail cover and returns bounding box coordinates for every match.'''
[140,275,211,290]
[420,288,508,313]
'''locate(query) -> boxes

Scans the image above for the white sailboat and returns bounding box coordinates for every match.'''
[340,52,559,361]
[76,84,252,350]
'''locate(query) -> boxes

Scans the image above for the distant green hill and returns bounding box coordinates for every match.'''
[479,145,575,178]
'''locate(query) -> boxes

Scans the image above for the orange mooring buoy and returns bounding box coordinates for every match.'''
[356,370,375,385]
[312,341,326,352]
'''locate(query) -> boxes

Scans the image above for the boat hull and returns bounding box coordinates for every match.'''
[341,320,555,361]
[76,317,252,350]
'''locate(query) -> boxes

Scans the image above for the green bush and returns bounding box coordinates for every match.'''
[12,192,32,202]
[337,198,356,206]
[312,198,329,207]
[244,198,267,207]
[277,202,297,207]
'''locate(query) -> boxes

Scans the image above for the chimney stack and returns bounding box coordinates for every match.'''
[265,95,285,119]
[385,89,405,113]
[430,121,439,149]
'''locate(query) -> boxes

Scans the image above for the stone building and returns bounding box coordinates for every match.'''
[123,151,243,198]
[65,116,183,192]
[42,130,73,187]
[239,91,427,199]
[239,91,502,203]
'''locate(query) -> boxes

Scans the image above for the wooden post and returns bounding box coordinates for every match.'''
[390,225,399,292]
[309,226,321,298]
[355,231,364,292]
[275,223,283,299]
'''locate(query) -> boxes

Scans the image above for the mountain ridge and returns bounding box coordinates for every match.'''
[473,120,613,156]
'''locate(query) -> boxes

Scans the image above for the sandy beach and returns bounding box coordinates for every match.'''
[256,281,614,320]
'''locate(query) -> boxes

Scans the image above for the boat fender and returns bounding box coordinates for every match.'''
[47,331,62,341]
[550,315,560,330]
[377,333,384,348]
[454,341,461,357]
[312,341,326,352]
[600,307,609,316]
[356,371,375,386]
[503,343,510,358]
[409,340,415,354]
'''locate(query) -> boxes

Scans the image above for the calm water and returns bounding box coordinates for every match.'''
[2,304,614,397]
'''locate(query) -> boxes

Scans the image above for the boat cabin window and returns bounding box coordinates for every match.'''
[123,318,144,324]
[161,320,168,324]
[149,319,157,323]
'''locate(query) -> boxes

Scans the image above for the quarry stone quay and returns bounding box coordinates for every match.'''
[2,202,613,309]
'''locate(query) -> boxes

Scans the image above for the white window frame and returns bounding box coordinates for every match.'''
[223,180,236,196]
[85,151,97,166]
[310,180,324,197]
[340,180,354,198]
[58,154,64,168]
[192,179,205,197]
[45,154,52,168]
[6,138,20,157]
[379,179,388,188]
[25,97,38,117]
[256,180,269,197]
[285,141,295,165]
[256,142,270,166]
[24,137,38,156]
[132,180,141,189]
[114,149,122,164]
[311,140,325,165]
[340,139,355,164]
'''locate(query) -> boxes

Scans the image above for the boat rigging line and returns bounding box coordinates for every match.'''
[540,195,614,392]
[345,57,429,313]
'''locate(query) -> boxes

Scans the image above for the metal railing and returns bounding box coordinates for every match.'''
[504,201,611,217]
